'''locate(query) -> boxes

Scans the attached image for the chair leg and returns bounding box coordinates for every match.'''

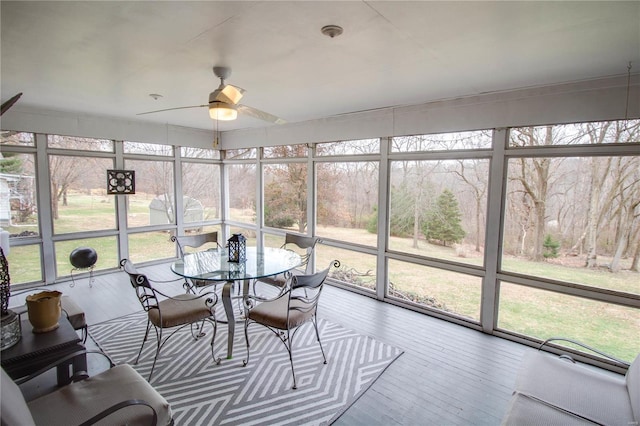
[242,320,251,367]
[312,316,327,364]
[286,328,297,389]
[209,318,221,365]
[148,326,162,381]
[135,320,152,365]
[190,319,206,339]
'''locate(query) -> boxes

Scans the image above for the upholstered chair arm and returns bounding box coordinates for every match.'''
[538,337,630,367]
[14,349,115,385]
[77,399,158,426]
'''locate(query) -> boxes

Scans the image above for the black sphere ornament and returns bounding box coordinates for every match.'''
[70,247,98,269]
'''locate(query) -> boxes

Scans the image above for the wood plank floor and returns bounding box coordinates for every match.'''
[9,263,539,425]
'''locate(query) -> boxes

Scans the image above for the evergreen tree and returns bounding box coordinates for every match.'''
[0,153,23,174]
[422,189,465,246]
[543,234,560,258]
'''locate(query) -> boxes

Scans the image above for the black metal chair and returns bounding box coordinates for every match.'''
[254,233,319,295]
[120,259,220,381]
[171,232,221,293]
[242,260,339,389]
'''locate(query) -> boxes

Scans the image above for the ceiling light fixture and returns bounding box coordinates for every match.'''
[321,25,343,38]
[209,101,238,121]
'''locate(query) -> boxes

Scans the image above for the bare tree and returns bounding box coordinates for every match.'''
[49,155,90,220]
[509,126,554,261]
[582,121,640,268]
[453,159,488,252]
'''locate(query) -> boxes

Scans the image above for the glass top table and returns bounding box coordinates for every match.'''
[170,246,301,359]
[171,246,301,282]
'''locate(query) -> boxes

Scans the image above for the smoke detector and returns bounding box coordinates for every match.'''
[321,25,343,38]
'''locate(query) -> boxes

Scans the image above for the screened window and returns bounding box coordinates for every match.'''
[0,131,35,146]
[50,155,116,234]
[128,231,175,263]
[5,245,41,284]
[226,164,256,224]
[392,131,492,152]
[263,144,308,158]
[181,162,221,223]
[388,259,481,322]
[509,120,640,147]
[48,135,113,152]
[263,162,307,232]
[125,159,175,227]
[124,141,173,156]
[315,244,376,293]
[226,148,256,159]
[503,153,640,295]
[1,153,38,238]
[316,161,378,247]
[316,139,379,156]
[498,282,640,362]
[388,159,488,267]
[55,236,118,278]
[181,146,220,159]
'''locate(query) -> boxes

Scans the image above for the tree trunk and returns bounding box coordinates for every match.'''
[412,191,420,249]
[585,157,603,268]
[475,196,481,252]
[533,199,546,261]
[610,200,638,272]
[631,233,640,272]
[520,225,527,256]
[51,183,59,220]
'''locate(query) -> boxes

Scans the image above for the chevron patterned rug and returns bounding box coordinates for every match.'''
[89,310,402,426]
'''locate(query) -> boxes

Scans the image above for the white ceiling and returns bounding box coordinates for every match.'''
[2,1,639,133]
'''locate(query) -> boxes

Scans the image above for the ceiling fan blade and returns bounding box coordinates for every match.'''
[136,104,207,116]
[237,104,286,124]
[213,84,245,105]
[1,92,23,116]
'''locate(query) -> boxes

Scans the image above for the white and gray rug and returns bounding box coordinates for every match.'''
[89,311,402,426]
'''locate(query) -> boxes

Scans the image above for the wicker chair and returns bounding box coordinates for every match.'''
[243,260,339,389]
[120,259,220,381]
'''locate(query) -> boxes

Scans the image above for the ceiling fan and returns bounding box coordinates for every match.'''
[1,93,22,116]
[137,66,286,124]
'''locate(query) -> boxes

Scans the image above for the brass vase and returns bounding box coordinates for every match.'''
[26,291,62,333]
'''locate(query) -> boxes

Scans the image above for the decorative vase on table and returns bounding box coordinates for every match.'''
[26,291,62,333]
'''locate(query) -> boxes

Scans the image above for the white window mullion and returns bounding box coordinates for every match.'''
[480,128,508,333]
[36,133,55,283]
[256,149,264,249]
[377,137,390,301]
[174,147,184,239]
[114,141,129,260]
[220,151,229,242]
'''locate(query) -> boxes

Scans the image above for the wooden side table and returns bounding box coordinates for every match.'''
[1,315,86,386]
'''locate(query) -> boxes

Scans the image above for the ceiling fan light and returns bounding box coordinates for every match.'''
[221,85,244,104]
[209,101,238,121]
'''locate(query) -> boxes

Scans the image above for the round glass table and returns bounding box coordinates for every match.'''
[171,246,301,358]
